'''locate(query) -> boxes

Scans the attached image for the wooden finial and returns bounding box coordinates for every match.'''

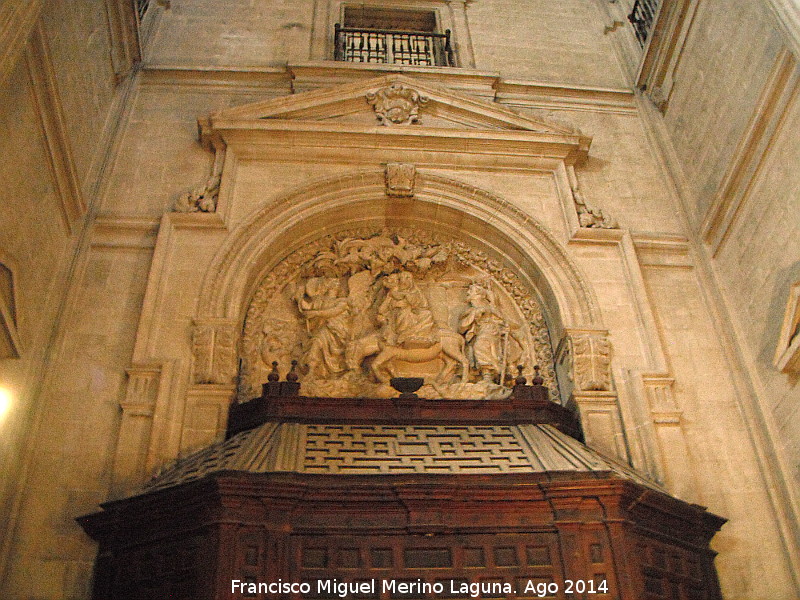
[515,364,527,386]
[532,365,544,385]
[268,361,280,382]
[286,359,299,382]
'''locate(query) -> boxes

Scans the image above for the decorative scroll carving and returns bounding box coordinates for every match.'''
[366,83,429,125]
[567,166,618,229]
[241,228,559,401]
[561,330,613,392]
[174,174,220,213]
[385,163,416,197]
[192,320,237,384]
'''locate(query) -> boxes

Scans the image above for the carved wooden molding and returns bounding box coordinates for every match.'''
[775,281,800,373]
[25,21,85,232]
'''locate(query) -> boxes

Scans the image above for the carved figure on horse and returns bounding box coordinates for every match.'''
[346,272,469,383]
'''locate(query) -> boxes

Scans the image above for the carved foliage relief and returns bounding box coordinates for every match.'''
[240,229,559,401]
[564,331,612,392]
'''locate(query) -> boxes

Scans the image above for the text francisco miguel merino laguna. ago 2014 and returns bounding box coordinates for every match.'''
[231,578,610,597]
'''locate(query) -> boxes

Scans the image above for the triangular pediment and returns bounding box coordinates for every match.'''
[200,75,591,165]
[205,74,583,135]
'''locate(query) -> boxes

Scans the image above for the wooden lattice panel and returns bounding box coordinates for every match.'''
[303,425,535,474]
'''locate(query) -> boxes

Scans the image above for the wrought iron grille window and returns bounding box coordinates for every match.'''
[334,25,454,66]
[628,0,661,47]
[334,7,455,67]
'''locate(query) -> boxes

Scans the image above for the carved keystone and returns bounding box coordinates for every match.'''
[385,163,416,197]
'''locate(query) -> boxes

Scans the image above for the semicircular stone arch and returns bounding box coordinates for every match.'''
[199,170,602,335]
[195,170,604,404]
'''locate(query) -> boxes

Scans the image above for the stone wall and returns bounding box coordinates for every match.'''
[1,0,799,599]
[641,0,800,593]
[0,0,128,596]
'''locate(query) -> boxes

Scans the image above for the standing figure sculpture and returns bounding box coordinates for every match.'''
[295,277,351,379]
[459,283,518,383]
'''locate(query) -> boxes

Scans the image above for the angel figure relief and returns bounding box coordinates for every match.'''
[294,276,352,379]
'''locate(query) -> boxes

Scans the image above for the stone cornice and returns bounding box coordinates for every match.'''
[208,119,590,167]
[495,79,637,113]
[140,64,637,114]
[288,60,500,98]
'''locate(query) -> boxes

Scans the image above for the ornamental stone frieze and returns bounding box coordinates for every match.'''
[366,83,429,125]
[240,228,560,402]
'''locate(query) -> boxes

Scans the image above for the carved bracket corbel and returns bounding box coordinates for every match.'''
[558,329,614,392]
[191,319,238,384]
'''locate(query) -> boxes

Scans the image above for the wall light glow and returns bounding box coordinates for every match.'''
[0,386,12,422]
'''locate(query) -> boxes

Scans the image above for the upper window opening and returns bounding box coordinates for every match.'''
[135,0,150,22]
[628,0,661,47]
[335,7,455,67]
[0,262,21,358]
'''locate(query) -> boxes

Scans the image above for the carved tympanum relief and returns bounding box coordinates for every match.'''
[240,229,559,402]
[366,83,429,125]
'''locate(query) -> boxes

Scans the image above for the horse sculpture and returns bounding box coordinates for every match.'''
[347,328,470,384]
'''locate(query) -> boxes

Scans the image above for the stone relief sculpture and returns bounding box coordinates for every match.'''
[460,282,524,383]
[240,228,560,402]
[566,166,618,229]
[366,83,429,125]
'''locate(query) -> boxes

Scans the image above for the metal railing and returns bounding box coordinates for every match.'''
[334,24,455,67]
[628,0,660,47]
